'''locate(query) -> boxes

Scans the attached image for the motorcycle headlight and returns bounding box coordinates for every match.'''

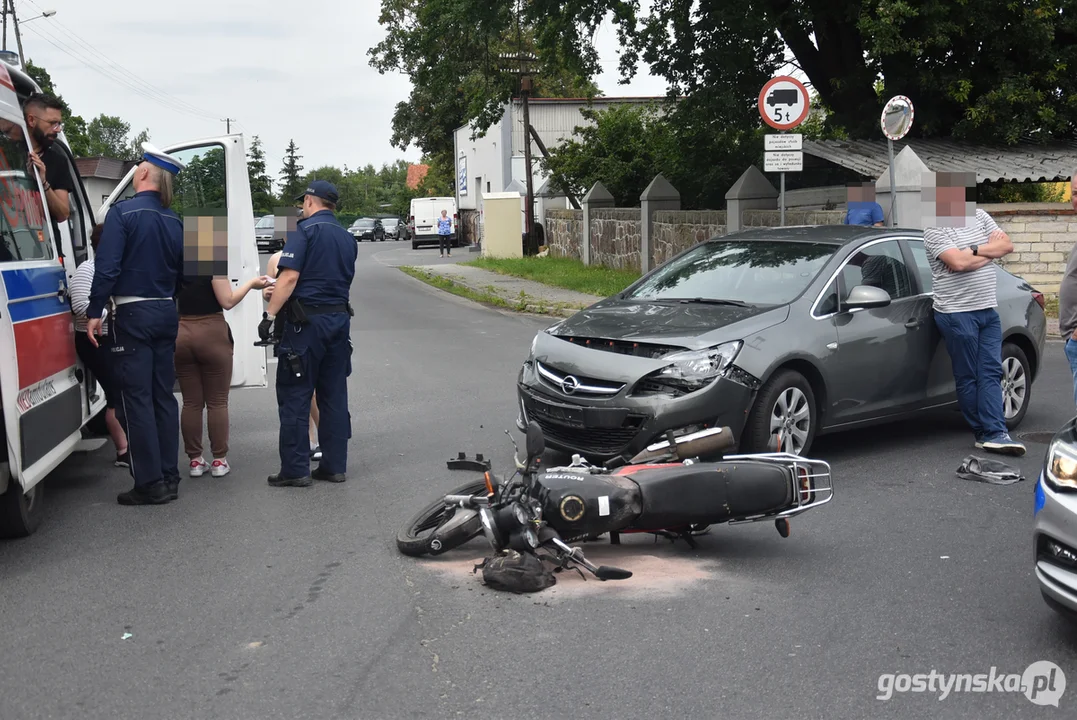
[644,341,743,393]
[1046,439,1077,492]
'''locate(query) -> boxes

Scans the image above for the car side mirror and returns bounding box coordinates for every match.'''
[525,421,545,463]
[843,284,891,310]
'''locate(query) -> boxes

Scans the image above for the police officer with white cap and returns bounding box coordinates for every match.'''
[87,142,187,505]
[262,180,357,487]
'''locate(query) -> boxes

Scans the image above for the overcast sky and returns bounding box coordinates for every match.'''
[14,0,667,187]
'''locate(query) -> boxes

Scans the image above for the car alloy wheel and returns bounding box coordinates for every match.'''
[1002,355,1027,421]
[769,387,811,456]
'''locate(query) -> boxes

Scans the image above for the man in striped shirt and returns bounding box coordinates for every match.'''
[922,171,1025,456]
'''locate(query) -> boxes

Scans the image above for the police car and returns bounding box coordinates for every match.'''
[0,55,266,538]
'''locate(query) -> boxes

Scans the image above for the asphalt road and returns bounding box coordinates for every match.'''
[2,238,1076,720]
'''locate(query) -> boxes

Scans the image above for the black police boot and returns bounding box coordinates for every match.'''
[117,481,171,506]
[165,478,180,501]
[267,473,312,488]
[312,466,346,483]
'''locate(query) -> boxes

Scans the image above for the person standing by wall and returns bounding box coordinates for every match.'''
[844,182,885,227]
[922,171,1025,456]
[176,272,269,479]
[437,209,452,257]
[69,224,129,467]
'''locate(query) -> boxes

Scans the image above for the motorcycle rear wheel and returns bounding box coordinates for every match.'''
[396,479,489,557]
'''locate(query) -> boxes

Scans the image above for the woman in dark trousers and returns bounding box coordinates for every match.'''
[437,209,452,257]
[69,225,129,466]
[175,271,268,478]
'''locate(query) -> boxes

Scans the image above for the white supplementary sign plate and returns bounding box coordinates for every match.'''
[764,151,804,173]
[765,134,803,151]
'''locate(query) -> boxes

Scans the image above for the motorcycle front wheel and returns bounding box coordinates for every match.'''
[396,479,489,557]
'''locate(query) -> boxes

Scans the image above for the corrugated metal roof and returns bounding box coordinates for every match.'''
[802,138,1077,183]
[75,157,137,180]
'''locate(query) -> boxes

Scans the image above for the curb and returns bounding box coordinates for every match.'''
[399,266,589,318]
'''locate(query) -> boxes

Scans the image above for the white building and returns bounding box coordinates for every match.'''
[453,96,667,221]
[75,157,137,215]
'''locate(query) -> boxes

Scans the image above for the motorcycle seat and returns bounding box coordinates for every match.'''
[628,461,794,530]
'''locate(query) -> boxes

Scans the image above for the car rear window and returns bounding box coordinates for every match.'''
[624,239,836,306]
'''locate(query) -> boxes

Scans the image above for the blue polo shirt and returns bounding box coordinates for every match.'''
[277,209,357,306]
[845,201,884,226]
[87,190,183,318]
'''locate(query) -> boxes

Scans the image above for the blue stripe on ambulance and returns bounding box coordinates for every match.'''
[2,266,67,300]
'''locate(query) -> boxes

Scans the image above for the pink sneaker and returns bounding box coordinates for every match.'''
[211,459,231,478]
[189,457,209,477]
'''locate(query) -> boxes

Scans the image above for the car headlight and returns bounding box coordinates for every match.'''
[645,341,743,392]
[1046,439,1077,492]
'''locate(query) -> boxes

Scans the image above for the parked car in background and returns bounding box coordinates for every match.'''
[380,216,407,241]
[517,225,1046,461]
[409,197,457,249]
[350,217,385,242]
[1034,419,1077,623]
[255,214,282,253]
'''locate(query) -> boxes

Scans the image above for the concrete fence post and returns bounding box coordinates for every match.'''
[725,166,778,233]
[581,181,615,266]
[640,174,680,274]
[875,146,932,229]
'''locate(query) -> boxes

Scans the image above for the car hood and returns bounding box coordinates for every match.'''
[547,299,790,350]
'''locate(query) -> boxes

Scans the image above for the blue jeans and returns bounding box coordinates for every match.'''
[1064,338,1077,408]
[934,308,1006,439]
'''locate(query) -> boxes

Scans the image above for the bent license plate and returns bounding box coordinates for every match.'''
[532,398,583,426]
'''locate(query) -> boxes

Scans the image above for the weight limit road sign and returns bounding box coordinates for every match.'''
[758,76,810,131]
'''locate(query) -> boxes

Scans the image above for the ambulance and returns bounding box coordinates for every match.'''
[0,56,265,538]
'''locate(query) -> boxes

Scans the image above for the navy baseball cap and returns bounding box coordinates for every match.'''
[295,179,339,204]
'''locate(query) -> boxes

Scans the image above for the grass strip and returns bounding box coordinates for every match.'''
[399,266,583,317]
[461,256,639,298]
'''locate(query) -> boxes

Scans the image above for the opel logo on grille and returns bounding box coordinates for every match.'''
[561,375,581,395]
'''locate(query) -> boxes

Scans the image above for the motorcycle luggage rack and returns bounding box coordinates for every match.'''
[721,453,833,525]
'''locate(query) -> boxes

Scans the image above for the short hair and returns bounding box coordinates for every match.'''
[311,196,336,211]
[90,223,102,251]
[23,92,63,116]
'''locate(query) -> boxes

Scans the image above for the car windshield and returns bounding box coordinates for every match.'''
[354,219,374,228]
[382,218,399,227]
[255,215,274,229]
[623,239,837,306]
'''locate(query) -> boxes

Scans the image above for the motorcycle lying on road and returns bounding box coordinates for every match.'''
[397,422,834,581]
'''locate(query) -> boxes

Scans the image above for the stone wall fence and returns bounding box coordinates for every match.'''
[544,208,583,260]
[541,166,1077,297]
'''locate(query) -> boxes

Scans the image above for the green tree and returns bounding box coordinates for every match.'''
[24,58,89,155]
[279,139,304,202]
[173,148,226,216]
[369,0,601,181]
[247,135,274,213]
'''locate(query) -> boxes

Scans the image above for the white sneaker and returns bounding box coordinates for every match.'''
[211,459,231,478]
[189,457,209,477]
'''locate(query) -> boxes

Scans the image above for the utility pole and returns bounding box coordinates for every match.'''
[2,0,8,53]
[222,118,235,133]
[10,0,24,66]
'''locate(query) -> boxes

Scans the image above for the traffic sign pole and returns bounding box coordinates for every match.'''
[887,139,896,227]
[759,76,810,227]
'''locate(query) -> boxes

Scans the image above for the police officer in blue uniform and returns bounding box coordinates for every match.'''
[263,180,357,487]
[87,143,186,505]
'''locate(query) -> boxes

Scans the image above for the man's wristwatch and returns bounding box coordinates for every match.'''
[971,244,979,256]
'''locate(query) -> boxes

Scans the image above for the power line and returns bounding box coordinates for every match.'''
[19,0,223,121]
[21,24,221,122]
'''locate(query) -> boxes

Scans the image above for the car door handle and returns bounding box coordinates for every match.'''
[905,319,920,329]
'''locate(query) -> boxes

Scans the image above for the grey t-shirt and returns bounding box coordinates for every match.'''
[1059,246,1077,340]
[923,209,1001,314]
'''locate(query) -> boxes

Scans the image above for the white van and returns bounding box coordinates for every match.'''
[0,56,263,538]
[409,196,457,250]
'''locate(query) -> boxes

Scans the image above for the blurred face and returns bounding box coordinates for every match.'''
[921,172,976,228]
